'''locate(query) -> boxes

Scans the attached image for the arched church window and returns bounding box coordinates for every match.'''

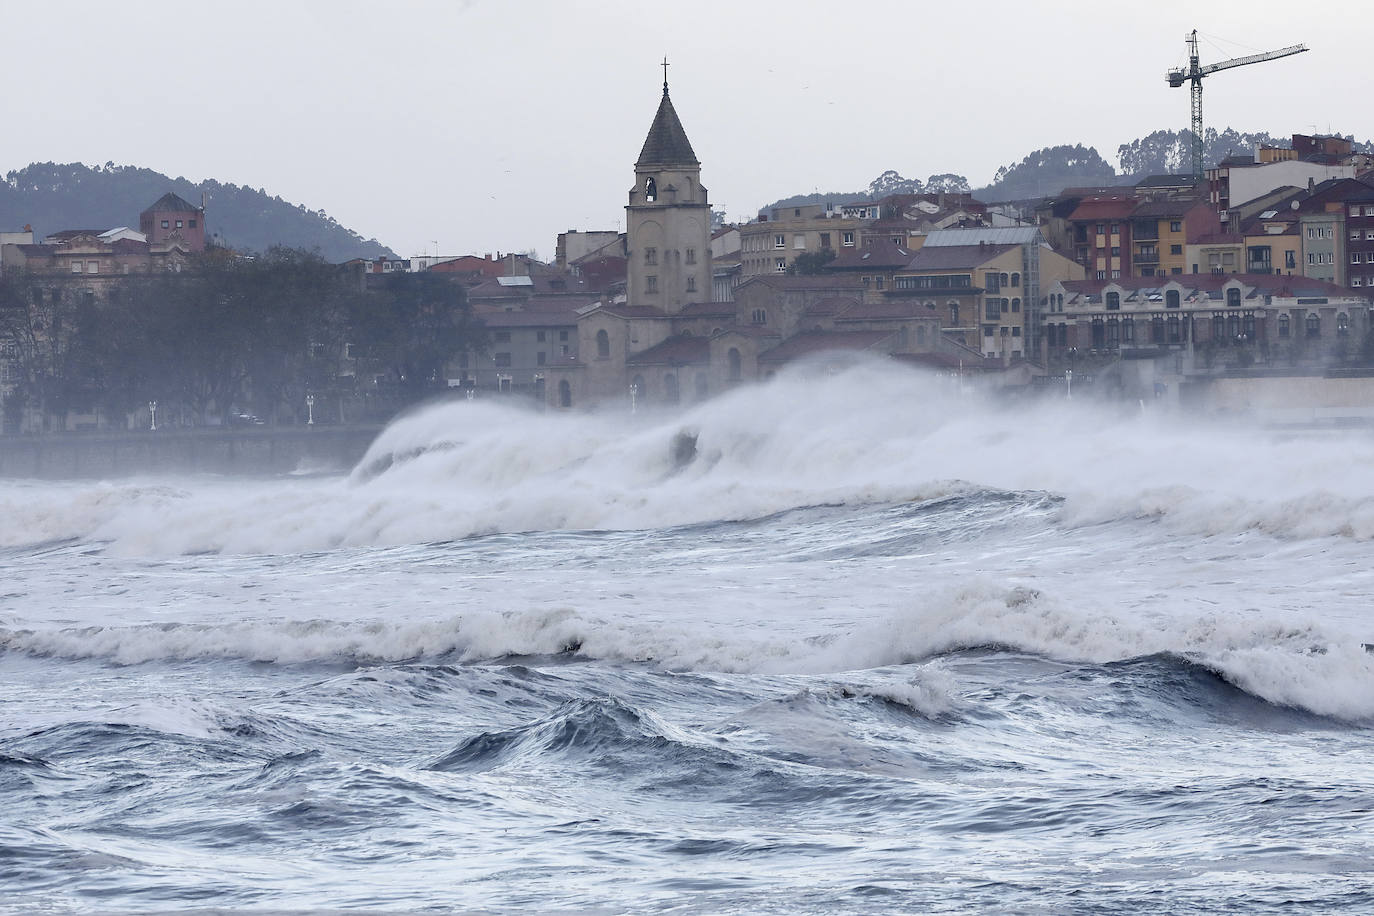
[645,178,657,202]
[596,329,610,359]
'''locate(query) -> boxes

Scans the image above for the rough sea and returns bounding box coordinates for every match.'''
[2,361,1372,914]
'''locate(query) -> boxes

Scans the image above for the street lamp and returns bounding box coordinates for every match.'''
[149,400,157,431]
[629,382,639,413]
[1065,347,1077,400]
[305,393,315,425]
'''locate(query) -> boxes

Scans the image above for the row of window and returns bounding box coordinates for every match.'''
[69,260,100,274]
[982,326,1023,337]
[1350,206,1374,218]
[1050,312,1348,347]
[643,247,698,265]
[158,218,197,230]
[643,276,697,293]
[984,272,1022,291]
[491,330,571,344]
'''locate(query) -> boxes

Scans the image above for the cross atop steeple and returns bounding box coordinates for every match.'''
[661,56,670,95]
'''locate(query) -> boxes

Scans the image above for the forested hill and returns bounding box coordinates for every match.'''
[0,162,394,261]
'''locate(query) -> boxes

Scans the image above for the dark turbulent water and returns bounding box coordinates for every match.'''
[2,364,1372,913]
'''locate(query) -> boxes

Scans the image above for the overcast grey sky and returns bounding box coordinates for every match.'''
[1,0,1362,259]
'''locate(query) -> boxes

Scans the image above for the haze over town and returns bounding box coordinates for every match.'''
[1,0,1360,258]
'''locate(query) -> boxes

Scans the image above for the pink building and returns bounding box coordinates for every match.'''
[139,193,206,252]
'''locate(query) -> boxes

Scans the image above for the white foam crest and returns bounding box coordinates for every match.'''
[9,359,1374,555]
[815,580,1374,721]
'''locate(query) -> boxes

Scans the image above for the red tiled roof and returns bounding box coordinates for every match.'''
[758,330,893,364]
[1067,197,1137,221]
[804,296,861,317]
[836,300,937,320]
[679,300,735,317]
[626,334,711,366]
[904,244,1016,271]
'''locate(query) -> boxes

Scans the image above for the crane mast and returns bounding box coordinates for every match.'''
[1165,30,1308,183]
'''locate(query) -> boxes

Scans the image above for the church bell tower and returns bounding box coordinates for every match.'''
[626,65,712,314]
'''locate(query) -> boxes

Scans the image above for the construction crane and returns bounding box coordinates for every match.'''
[1167,30,1307,182]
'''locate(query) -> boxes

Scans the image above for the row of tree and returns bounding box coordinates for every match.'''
[0,248,484,432]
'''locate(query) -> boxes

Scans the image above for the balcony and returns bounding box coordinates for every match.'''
[1135,250,1160,264]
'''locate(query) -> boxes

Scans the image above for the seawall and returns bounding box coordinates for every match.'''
[0,426,384,479]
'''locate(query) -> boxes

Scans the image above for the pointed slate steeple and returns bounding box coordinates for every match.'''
[636,85,698,167]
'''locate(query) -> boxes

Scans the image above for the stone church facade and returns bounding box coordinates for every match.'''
[543,79,986,411]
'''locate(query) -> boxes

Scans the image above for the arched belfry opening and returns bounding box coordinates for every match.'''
[645,177,657,202]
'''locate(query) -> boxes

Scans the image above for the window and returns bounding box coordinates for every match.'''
[1353,253,1362,265]
[775,259,786,273]
[559,330,569,341]
[1106,292,1120,310]
[774,234,785,249]
[494,352,512,367]
[793,235,806,250]
[1354,277,1364,287]
[1167,315,1181,343]
[1122,317,1135,343]
[686,276,696,293]
[71,261,82,273]
[1166,290,1180,309]
[1278,314,1290,338]
[1226,287,1242,307]
[1170,221,1182,232]
[1367,231,1374,240]
[1012,327,1021,337]
[728,348,742,381]
[1095,270,1106,280]
[1111,270,1121,279]
[175,220,183,229]
[494,331,510,343]
[949,303,960,325]
[985,299,1001,320]
[559,380,572,408]
[842,232,854,247]
[188,219,197,229]
[1111,246,1121,257]
[1110,223,1120,235]
[1352,230,1361,241]
[1366,206,1374,217]
[1170,244,1182,255]
[88,260,99,275]
[1011,273,1020,288]
[1308,253,1317,265]
[1000,273,1009,287]
[161,220,169,229]
[685,247,696,264]
[536,331,546,342]
[751,309,766,325]
[645,247,657,265]
[820,233,831,248]
[1306,313,1321,337]
[1285,251,1296,270]
[983,326,994,338]
[874,276,885,290]
[596,329,610,359]
[1096,223,1105,235]
[645,178,657,202]
[646,276,657,293]
[1011,298,1020,313]
[537,352,546,365]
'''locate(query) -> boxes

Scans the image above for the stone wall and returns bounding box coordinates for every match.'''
[0,426,383,479]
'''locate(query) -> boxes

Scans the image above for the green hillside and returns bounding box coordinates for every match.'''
[0,162,394,261]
